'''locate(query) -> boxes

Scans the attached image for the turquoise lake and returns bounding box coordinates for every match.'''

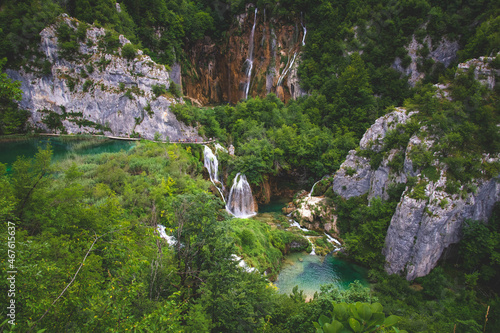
[275,252,368,300]
[0,136,135,170]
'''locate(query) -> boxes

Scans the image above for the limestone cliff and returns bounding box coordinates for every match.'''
[392,35,459,87]
[332,108,416,200]
[7,15,201,141]
[332,100,500,280]
[182,7,306,105]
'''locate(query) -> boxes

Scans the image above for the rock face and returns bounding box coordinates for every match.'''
[332,104,500,280]
[457,54,500,90]
[384,174,500,280]
[7,15,201,141]
[182,9,306,104]
[289,194,339,236]
[392,36,459,87]
[332,108,416,200]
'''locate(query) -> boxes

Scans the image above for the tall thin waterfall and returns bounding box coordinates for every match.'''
[226,173,257,218]
[244,8,258,99]
[300,13,307,46]
[203,145,226,203]
[307,180,320,198]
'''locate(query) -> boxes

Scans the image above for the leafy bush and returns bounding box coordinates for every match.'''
[121,43,136,60]
[152,84,167,97]
[168,80,182,98]
[82,79,92,92]
[313,302,405,333]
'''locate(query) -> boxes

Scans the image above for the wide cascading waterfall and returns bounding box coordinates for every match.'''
[244,8,258,99]
[203,145,226,203]
[226,173,257,218]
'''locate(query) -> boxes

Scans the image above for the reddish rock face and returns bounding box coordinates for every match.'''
[183,12,305,105]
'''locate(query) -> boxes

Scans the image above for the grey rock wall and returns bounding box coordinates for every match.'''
[384,173,500,280]
[332,105,500,280]
[332,108,416,200]
[7,15,201,142]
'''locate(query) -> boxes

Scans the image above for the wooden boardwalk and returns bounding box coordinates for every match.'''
[38,132,216,144]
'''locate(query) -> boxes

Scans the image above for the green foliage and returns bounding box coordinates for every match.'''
[41,109,64,132]
[152,84,167,97]
[459,207,500,288]
[57,21,82,60]
[168,80,182,98]
[101,30,120,53]
[0,58,28,134]
[121,43,136,60]
[334,195,397,268]
[82,79,92,92]
[313,302,405,333]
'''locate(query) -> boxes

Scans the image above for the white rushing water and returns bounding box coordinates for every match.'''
[300,13,307,46]
[244,8,258,99]
[289,219,309,232]
[305,236,316,255]
[307,180,321,198]
[289,219,342,254]
[276,52,297,87]
[226,173,257,218]
[231,254,256,273]
[157,225,177,247]
[203,145,226,203]
[324,232,342,248]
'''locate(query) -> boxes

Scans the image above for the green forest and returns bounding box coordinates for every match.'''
[1,0,500,332]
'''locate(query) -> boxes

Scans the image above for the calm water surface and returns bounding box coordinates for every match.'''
[275,252,368,300]
[0,136,135,170]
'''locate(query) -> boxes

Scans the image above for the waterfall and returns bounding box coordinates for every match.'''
[277,52,297,87]
[289,219,309,232]
[307,180,321,198]
[324,232,342,251]
[244,8,258,99]
[300,13,307,46]
[203,145,226,203]
[306,236,316,255]
[157,225,177,247]
[226,173,257,218]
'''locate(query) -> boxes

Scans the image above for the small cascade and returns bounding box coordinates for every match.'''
[231,254,257,273]
[307,180,321,198]
[306,236,316,255]
[300,13,307,46]
[244,8,258,99]
[157,225,177,247]
[289,219,309,232]
[277,52,297,87]
[324,232,342,252]
[203,145,226,203]
[226,173,257,218]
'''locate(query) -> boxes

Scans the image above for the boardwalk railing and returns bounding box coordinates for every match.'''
[39,133,216,144]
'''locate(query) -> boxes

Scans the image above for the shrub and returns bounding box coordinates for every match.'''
[152,84,167,97]
[121,43,136,60]
[168,80,182,98]
[82,80,92,92]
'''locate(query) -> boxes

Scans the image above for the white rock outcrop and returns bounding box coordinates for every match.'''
[332,108,416,200]
[7,15,201,141]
